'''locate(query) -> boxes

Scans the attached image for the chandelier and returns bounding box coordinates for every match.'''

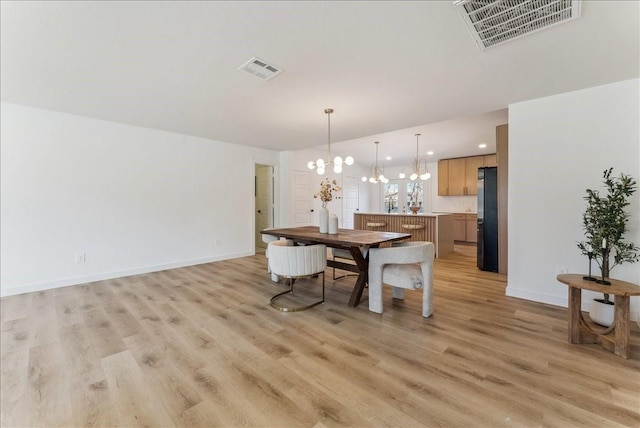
[399,133,431,181]
[362,141,388,183]
[307,108,354,175]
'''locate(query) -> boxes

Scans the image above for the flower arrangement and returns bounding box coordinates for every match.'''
[314,178,342,207]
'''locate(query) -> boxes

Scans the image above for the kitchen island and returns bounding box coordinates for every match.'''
[354,212,454,258]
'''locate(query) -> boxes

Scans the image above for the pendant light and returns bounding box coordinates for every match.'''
[307,108,354,175]
[399,133,431,181]
[362,141,388,183]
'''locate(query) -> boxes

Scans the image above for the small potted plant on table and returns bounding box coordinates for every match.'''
[577,168,639,326]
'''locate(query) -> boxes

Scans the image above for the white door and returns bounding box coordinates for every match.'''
[293,170,314,226]
[255,164,273,250]
[342,176,359,229]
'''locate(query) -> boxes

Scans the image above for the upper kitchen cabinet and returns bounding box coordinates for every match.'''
[438,155,494,196]
[437,159,449,196]
[483,154,497,167]
[448,158,467,195]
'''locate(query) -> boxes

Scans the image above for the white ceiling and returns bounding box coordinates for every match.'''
[1,1,638,167]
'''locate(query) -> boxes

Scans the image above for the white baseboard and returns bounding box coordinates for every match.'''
[0,251,253,297]
[506,286,567,308]
[506,285,640,324]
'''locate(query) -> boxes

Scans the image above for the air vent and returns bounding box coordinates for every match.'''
[238,57,283,81]
[454,0,582,50]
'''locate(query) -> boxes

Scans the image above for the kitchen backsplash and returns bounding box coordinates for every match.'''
[432,195,477,213]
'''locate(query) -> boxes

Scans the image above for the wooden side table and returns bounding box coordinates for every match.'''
[557,274,640,359]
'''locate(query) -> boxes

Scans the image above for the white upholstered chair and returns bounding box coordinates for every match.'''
[262,231,292,282]
[368,241,435,318]
[267,241,327,312]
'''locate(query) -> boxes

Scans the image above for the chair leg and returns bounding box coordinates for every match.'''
[422,286,433,318]
[368,281,383,314]
[392,287,405,300]
[270,272,325,312]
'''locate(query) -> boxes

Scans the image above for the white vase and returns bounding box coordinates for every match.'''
[318,207,329,233]
[589,299,614,327]
[328,214,339,234]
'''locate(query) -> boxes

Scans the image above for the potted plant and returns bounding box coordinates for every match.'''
[577,168,639,326]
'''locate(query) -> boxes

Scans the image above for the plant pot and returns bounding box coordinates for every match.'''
[589,298,614,327]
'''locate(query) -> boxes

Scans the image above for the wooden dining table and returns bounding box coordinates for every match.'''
[261,226,411,307]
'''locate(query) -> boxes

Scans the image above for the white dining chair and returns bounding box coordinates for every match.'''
[267,241,327,312]
[262,230,292,282]
[368,241,435,318]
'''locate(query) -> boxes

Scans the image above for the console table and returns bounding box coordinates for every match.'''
[556,273,640,359]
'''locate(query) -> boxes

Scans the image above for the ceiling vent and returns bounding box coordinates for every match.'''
[454,0,582,50]
[238,57,283,81]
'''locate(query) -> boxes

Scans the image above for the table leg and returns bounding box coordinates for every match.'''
[348,246,369,307]
[613,295,630,359]
[568,286,583,344]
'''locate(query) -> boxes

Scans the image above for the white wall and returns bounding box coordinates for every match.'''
[507,79,640,320]
[1,102,280,296]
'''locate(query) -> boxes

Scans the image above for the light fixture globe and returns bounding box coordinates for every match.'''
[306,109,354,176]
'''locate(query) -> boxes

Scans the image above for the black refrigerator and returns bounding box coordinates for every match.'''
[477,167,498,272]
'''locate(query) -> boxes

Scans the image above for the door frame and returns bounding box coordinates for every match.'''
[253,162,276,254]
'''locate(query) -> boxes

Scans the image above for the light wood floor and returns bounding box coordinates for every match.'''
[2,244,639,427]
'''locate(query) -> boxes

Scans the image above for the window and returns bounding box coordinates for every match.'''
[406,181,424,212]
[383,182,399,213]
[380,179,428,213]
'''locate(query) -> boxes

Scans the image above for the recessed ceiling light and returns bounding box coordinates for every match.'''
[386,156,392,161]
[478,143,487,149]
[427,151,434,156]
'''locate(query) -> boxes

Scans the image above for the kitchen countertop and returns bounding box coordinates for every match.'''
[434,211,477,215]
[355,212,453,217]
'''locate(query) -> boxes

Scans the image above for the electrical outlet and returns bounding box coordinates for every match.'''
[215,238,222,247]
[556,266,568,275]
[75,252,86,264]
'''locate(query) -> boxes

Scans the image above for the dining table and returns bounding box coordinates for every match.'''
[260,226,411,307]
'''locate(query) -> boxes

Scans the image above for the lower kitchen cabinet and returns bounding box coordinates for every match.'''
[453,213,477,243]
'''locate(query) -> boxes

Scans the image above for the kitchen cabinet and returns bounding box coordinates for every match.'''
[464,156,484,195]
[497,124,508,274]
[438,154,497,196]
[453,213,477,243]
[465,214,478,243]
[453,214,466,241]
[437,159,449,196]
[483,154,497,167]
[447,158,467,195]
